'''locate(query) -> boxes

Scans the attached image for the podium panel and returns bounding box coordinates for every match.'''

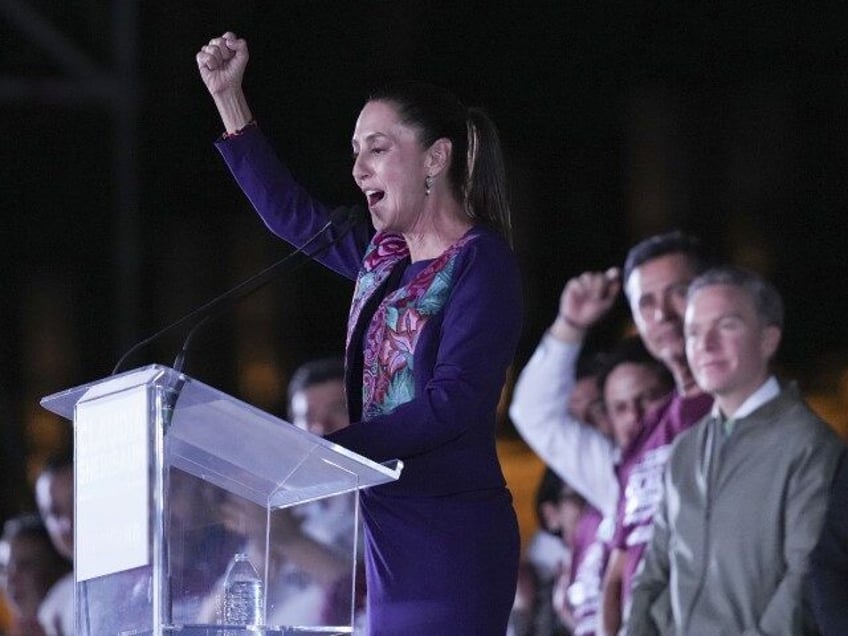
[41,365,401,636]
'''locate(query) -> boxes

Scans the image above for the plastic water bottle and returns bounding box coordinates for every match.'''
[223,553,264,628]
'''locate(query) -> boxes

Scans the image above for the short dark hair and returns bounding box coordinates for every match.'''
[623,230,709,288]
[596,335,673,395]
[39,449,73,478]
[1,513,72,582]
[287,357,346,417]
[2,513,50,544]
[534,468,584,536]
[688,265,784,329]
[575,349,609,382]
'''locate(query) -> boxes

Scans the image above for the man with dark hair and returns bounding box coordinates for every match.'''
[199,356,361,627]
[510,230,714,634]
[627,266,844,635]
[0,513,71,636]
[287,357,348,436]
[621,231,707,291]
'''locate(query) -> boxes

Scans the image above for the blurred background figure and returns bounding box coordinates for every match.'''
[198,356,362,628]
[549,486,605,636]
[810,453,848,636]
[34,452,74,636]
[168,468,242,623]
[509,467,573,636]
[288,357,350,437]
[0,514,71,636]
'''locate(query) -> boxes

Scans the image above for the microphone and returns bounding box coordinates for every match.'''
[112,206,367,375]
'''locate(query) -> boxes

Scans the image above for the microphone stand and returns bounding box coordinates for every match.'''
[112,207,365,375]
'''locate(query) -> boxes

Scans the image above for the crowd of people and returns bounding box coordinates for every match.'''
[194,30,847,635]
[0,357,366,635]
[509,234,847,635]
[2,28,846,636]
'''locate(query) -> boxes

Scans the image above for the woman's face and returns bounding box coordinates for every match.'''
[351,100,432,234]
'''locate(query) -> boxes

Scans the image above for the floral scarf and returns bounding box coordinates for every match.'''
[347,230,477,419]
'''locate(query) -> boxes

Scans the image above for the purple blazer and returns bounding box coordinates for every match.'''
[216,125,522,635]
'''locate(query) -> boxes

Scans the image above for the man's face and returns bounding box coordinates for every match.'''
[1,534,62,617]
[290,379,349,436]
[685,284,779,414]
[541,489,585,548]
[35,467,74,561]
[603,362,672,449]
[626,252,697,366]
[568,376,610,437]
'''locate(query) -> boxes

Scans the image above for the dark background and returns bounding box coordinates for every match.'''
[2,2,847,522]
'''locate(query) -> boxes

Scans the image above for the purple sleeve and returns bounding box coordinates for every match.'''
[327,233,522,462]
[215,125,372,281]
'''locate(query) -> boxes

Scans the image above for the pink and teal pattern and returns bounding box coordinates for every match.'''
[347,230,477,419]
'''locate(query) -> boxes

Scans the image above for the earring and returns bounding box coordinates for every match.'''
[424,175,432,196]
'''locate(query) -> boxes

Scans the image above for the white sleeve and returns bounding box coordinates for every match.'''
[509,333,619,516]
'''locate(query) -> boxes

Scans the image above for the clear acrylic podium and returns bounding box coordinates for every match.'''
[41,364,402,636]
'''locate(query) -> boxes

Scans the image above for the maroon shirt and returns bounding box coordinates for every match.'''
[612,391,713,610]
[568,505,607,635]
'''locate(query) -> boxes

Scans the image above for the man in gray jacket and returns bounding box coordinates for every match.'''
[627,265,844,635]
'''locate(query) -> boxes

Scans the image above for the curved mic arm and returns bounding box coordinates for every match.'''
[112,206,367,375]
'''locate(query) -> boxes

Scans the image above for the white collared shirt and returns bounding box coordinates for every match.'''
[711,375,780,421]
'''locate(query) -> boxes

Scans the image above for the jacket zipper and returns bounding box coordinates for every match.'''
[683,420,718,633]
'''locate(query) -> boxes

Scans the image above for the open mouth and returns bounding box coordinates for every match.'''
[365,190,385,207]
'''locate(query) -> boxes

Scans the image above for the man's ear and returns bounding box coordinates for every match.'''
[425,138,452,177]
[761,324,782,361]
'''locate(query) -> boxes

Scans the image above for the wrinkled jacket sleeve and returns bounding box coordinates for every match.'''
[509,333,618,516]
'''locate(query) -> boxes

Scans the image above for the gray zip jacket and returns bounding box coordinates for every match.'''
[627,385,844,636]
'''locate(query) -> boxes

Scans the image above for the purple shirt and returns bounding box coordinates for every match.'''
[612,391,713,609]
[568,505,607,636]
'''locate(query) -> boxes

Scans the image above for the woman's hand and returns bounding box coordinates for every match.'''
[196,32,254,132]
[196,32,249,96]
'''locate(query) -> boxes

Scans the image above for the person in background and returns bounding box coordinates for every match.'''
[567,350,613,440]
[549,485,605,636]
[510,270,675,522]
[627,265,844,635]
[283,356,364,626]
[510,269,623,519]
[0,514,71,636]
[512,350,610,636]
[287,357,350,436]
[197,31,522,635]
[809,452,848,636]
[167,468,242,623]
[600,233,714,635]
[198,357,360,627]
[509,468,574,636]
[511,274,675,636]
[34,452,74,636]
